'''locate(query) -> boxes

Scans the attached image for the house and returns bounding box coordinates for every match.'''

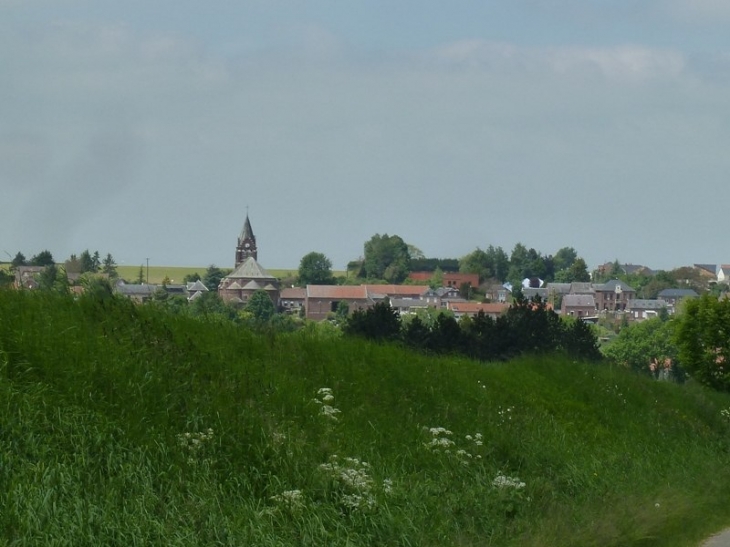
[656,288,698,312]
[484,283,510,303]
[218,214,280,306]
[561,294,596,318]
[447,302,509,321]
[627,299,667,321]
[442,272,479,289]
[302,284,432,321]
[280,287,306,314]
[593,279,636,312]
[115,281,158,303]
[186,280,209,301]
[718,265,730,284]
[305,285,373,321]
[14,265,45,289]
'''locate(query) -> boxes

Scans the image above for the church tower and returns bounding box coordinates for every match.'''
[235,214,257,267]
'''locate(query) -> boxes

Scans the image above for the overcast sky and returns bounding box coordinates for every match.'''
[2,1,729,272]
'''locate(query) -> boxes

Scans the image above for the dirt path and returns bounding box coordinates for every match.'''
[701,529,730,546]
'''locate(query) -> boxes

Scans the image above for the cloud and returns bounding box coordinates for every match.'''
[664,0,730,22]
[430,40,686,81]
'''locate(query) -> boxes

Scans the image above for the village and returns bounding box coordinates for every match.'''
[7,215,727,325]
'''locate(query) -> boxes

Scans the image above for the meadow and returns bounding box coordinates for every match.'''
[1,290,730,546]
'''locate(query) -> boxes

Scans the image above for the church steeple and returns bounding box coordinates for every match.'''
[235,213,257,267]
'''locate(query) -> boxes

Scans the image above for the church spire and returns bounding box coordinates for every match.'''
[235,213,257,267]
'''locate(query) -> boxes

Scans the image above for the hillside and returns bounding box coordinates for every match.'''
[1,290,730,546]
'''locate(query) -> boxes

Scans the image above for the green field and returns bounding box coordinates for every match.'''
[115,265,340,284]
[2,290,730,545]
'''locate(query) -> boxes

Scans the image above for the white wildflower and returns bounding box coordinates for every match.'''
[493,473,526,490]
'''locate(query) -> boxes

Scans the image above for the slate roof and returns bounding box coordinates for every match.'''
[562,294,596,307]
[239,214,255,241]
[594,279,636,293]
[546,283,571,295]
[657,288,698,298]
[570,282,594,294]
[186,280,209,292]
[226,257,276,281]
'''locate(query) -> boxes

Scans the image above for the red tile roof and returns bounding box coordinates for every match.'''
[306,285,370,299]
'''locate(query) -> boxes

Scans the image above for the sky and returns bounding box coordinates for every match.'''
[2,1,730,272]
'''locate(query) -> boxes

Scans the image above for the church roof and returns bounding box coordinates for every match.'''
[243,280,262,290]
[239,214,255,242]
[226,257,276,281]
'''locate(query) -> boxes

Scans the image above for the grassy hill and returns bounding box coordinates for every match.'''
[1,290,730,545]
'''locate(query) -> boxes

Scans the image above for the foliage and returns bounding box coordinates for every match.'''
[202,264,225,291]
[136,265,145,284]
[29,249,54,267]
[183,272,201,283]
[101,253,118,279]
[2,290,730,546]
[675,295,730,391]
[245,289,277,323]
[362,234,411,283]
[347,296,602,363]
[603,317,680,379]
[298,251,335,285]
[10,251,26,270]
[36,264,69,293]
[344,300,401,342]
[410,257,460,272]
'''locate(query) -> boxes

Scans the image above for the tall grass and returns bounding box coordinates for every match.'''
[1,290,730,545]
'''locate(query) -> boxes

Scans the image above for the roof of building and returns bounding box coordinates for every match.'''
[562,294,596,307]
[657,288,698,298]
[447,302,510,315]
[570,282,594,294]
[239,214,255,242]
[594,279,636,293]
[280,287,307,299]
[226,257,276,281]
[363,284,430,297]
[186,280,209,292]
[628,299,667,310]
[306,285,370,300]
[546,283,572,294]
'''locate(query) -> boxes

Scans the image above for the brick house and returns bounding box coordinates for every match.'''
[561,294,596,318]
[593,279,636,312]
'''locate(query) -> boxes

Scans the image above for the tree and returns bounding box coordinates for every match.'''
[567,258,591,282]
[136,265,145,284]
[203,265,225,291]
[30,250,54,267]
[245,290,276,323]
[362,234,410,283]
[553,247,578,272]
[604,317,678,377]
[10,252,26,270]
[101,253,118,279]
[79,250,96,273]
[344,300,401,342]
[675,295,730,391]
[298,252,335,285]
[183,272,201,283]
[65,254,82,274]
[460,248,491,282]
[36,264,68,293]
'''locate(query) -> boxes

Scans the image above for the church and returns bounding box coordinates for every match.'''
[218,214,280,306]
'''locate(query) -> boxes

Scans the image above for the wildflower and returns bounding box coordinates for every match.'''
[492,473,526,490]
[383,478,393,495]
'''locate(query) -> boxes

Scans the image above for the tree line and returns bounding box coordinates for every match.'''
[343,296,602,363]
